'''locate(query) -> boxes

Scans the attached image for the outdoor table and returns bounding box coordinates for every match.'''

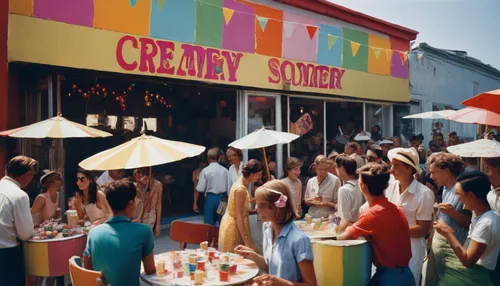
[141,248,259,286]
[312,240,372,286]
[22,233,87,285]
[294,220,337,239]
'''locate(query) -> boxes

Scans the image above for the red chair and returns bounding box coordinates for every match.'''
[170,220,217,249]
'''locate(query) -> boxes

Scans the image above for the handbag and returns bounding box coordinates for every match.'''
[216,197,228,215]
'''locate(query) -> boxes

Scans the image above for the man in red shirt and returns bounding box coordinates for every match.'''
[337,163,415,286]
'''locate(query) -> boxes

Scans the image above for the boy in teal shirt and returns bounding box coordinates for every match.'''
[83,179,156,285]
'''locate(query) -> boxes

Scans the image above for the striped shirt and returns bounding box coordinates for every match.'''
[437,184,471,244]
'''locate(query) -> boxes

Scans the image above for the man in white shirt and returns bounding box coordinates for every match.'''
[96,169,125,186]
[0,156,37,285]
[386,147,435,285]
[194,147,229,225]
[304,155,341,218]
[334,154,365,234]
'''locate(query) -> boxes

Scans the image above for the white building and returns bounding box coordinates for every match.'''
[393,42,500,144]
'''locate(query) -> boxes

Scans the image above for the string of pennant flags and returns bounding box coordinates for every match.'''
[153,0,425,65]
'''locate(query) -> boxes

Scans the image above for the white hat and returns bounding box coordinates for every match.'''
[40,169,56,185]
[378,140,393,145]
[354,131,372,142]
[388,147,422,175]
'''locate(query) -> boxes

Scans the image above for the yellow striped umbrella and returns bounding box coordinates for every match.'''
[79,134,206,170]
[0,114,112,138]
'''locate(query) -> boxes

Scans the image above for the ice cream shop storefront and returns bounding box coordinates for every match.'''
[3,0,417,187]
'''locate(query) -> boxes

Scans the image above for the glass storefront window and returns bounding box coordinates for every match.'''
[326,101,363,153]
[365,103,392,140]
[288,97,324,168]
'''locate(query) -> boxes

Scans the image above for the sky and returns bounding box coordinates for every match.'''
[329,0,500,69]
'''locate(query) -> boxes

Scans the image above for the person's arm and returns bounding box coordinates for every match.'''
[31,195,46,215]
[194,170,207,211]
[142,226,156,274]
[434,220,487,268]
[234,187,254,249]
[337,212,375,241]
[94,191,112,225]
[252,260,317,286]
[304,180,316,207]
[14,195,35,240]
[438,203,472,229]
[154,183,163,237]
[234,245,268,272]
[411,189,435,238]
[73,192,87,220]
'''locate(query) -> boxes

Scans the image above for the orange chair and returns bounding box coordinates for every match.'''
[170,220,217,249]
[68,256,106,286]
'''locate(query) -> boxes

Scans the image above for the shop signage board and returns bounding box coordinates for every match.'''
[8,0,410,102]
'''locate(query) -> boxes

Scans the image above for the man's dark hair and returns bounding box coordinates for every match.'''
[105,179,137,212]
[347,142,360,150]
[335,154,358,177]
[358,163,390,196]
[6,155,38,177]
[485,157,500,174]
[457,171,491,203]
[368,145,383,158]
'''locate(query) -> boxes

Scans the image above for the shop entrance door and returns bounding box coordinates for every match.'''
[236,91,283,179]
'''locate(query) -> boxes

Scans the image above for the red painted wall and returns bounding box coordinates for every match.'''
[0,0,8,176]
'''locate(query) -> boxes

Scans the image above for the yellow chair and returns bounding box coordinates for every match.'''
[68,256,106,286]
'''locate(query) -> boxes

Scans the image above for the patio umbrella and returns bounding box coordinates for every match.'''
[403,110,456,119]
[79,133,205,170]
[445,107,500,127]
[447,139,500,158]
[462,89,500,115]
[229,127,299,180]
[0,114,112,138]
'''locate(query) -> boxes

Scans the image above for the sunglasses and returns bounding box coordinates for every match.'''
[77,176,87,182]
[366,156,377,162]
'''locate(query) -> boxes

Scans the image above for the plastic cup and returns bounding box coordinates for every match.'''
[176,271,183,279]
[229,264,237,275]
[189,253,198,264]
[156,260,165,274]
[196,259,206,271]
[188,263,197,273]
[190,272,195,280]
[219,270,229,281]
[173,260,182,270]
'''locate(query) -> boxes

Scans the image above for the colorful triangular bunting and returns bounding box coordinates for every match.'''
[399,51,408,64]
[129,0,138,8]
[157,0,166,9]
[257,16,268,32]
[373,47,382,60]
[305,25,318,40]
[385,49,393,60]
[327,34,338,50]
[283,22,295,38]
[350,41,361,57]
[223,8,235,25]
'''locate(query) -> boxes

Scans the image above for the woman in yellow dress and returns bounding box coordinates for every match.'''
[219,159,263,252]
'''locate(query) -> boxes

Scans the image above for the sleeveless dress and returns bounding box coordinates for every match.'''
[218,183,251,252]
[32,192,59,225]
[83,203,105,223]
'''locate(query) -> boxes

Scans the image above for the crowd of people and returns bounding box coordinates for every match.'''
[1,126,500,285]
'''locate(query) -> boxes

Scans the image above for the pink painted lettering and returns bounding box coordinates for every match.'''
[139,38,158,73]
[116,35,138,71]
[156,40,175,75]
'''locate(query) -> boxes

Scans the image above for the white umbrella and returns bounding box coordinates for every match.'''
[447,139,500,158]
[79,133,205,170]
[403,110,456,119]
[229,127,299,180]
[0,114,112,138]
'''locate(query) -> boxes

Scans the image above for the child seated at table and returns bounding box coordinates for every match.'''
[235,180,317,286]
[83,179,156,286]
[337,163,415,286]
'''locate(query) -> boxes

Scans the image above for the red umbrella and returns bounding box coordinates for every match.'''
[445,107,500,127]
[462,89,500,114]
